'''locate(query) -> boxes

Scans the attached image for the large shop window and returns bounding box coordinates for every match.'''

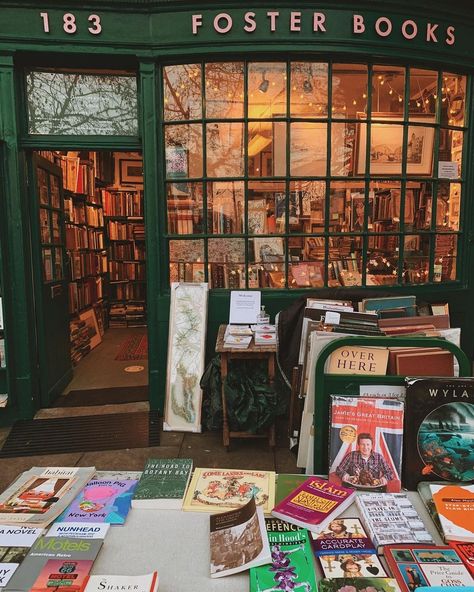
[26,70,139,135]
[163,62,466,289]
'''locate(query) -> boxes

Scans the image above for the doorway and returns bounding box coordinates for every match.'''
[31,149,148,407]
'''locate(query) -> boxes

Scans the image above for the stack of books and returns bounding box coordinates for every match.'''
[223,324,253,349]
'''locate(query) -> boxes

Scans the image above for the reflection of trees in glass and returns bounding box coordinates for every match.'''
[27,71,138,135]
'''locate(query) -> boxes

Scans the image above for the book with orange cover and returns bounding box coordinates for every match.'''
[431,483,474,542]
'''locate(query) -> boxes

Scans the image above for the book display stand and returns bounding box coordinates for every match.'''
[311,335,471,474]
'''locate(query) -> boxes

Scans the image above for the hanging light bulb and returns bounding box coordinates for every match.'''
[259,72,269,93]
[303,78,313,94]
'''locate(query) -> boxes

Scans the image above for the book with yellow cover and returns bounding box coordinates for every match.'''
[182,468,276,514]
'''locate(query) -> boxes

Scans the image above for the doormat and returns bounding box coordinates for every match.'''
[53,386,148,407]
[115,334,148,361]
[0,411,160,458]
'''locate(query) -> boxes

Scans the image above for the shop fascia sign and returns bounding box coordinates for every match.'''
[191,11,456,46]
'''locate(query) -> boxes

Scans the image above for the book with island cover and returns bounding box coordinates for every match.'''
[84,573,159,592]
[311,517,388,579]
[131,458,193,509]
[0,467,95,527]
[384,543,473,591]
[58,478,138,524]
[209,497,270,578]
[328,396,404,493]
[250,518,317,592]
[4,536,103,592]
[430,483,474,543]
[182,468,275,514]
[402,378,474,490]
[355,493,433,552]
[271,476,355,534]
[317,577,402,591]
[0,525,43,587]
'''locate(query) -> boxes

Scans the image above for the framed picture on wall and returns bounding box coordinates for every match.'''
[119,158,144,184]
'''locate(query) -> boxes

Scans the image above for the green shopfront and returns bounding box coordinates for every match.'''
[0,1,473,424]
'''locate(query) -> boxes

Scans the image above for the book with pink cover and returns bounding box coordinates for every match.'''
[271,476,356,534]
[30,558,93,592]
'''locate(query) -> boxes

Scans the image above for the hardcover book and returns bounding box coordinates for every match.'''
[131,458,193,509]
[182,468,275,514]
[384,543,473,591]
[209,497,271,578]
[84,573,159,592]
[355,493,433,552]
[250,518,317,592]
[271,476,356,534]
[430,483,474,542]
[328,396,404,493]
[0,467,96,527]
[402,378,474,490]
[327,346,389,375]
[4,537,103,592]
[317,577,402,591]
[311,517,388,579]
[0,525,43,587]
[58,478,138,524]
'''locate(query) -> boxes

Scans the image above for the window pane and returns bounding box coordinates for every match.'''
[409,69,438,120]
[248,63,286,118]
[290,122,327,176]
[208,238,245,288]
[248,121,286,177]
[169,239,204,283]
[331,122,356,176]
[26,71,138,135]
[248,181,285,234]
[412,182,433,231]
[438,129,463,178]
[290,62,328,118]
[250,237,286,288]
[370,182,402,232]
[206,122,244,177]
[288,180,326,234]
[289,260,325,288]
[167,182,203,235]
[369,123,404,175]
[441,73,466,126]
[407,124,434,175]
[163,64,202,121]
[208,181,244,234]
[372,66,405,119]
[205,63,244,119]
[165,124,203,178]
[366,236,399,286]
[434,234,457,281]
[404,235,430,284]
[330,236,363,287]
[437,182,461,231]
[329,182,366,232]
[332,64,368,119]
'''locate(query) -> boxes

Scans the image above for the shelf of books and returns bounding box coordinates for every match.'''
[103,188,146,327]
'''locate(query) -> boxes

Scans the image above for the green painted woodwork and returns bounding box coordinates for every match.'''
[312,335,472,474]
[0,2,472,423]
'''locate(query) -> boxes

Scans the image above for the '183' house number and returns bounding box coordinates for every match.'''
[40,12,102,35]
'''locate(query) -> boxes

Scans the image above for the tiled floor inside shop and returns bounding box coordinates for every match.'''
[0,328,299,492]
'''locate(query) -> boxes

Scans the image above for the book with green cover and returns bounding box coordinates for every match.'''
[275,474,307,505]
[250,518,317,592]
[131,458,193,509]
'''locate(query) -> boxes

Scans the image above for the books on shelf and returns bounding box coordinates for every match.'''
[131,458,193,510]
[0,467,95,527]
[250,518,317,592]
[384,543,473,590]
[57,477,138,525]
[209,497,271,578]
[328,396,404,493]
[85,573,159,592]
[271,476,356,534]
[355,493,434,552]
[182,468,276,514]
[0,526,43,587]
[430,483,474,542]
[402,377,474,490]
[311,517,388,579]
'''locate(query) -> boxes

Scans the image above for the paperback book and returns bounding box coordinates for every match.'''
[275,474,308,505]
[84,573,159,592]
[0,525,43,587]
[182,468,275,514]
[328,396,404,493]
[449,542,474,577]
[271,476,355,534]
[4,536,103,592]
[311,517,387,579]
[131,458,193,509]
[0,467,96,527]
[317,577,402,591]
[430,483,474,542]
[209,497,270,578]
[403,377,474,490]
[355,493,433,552]
[58,478,138,524]
[250,518,317,592]
[384,543,473,591]
[30,558,93,592]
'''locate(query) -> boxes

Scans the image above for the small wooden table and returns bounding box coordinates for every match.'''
[215,324,277,450]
